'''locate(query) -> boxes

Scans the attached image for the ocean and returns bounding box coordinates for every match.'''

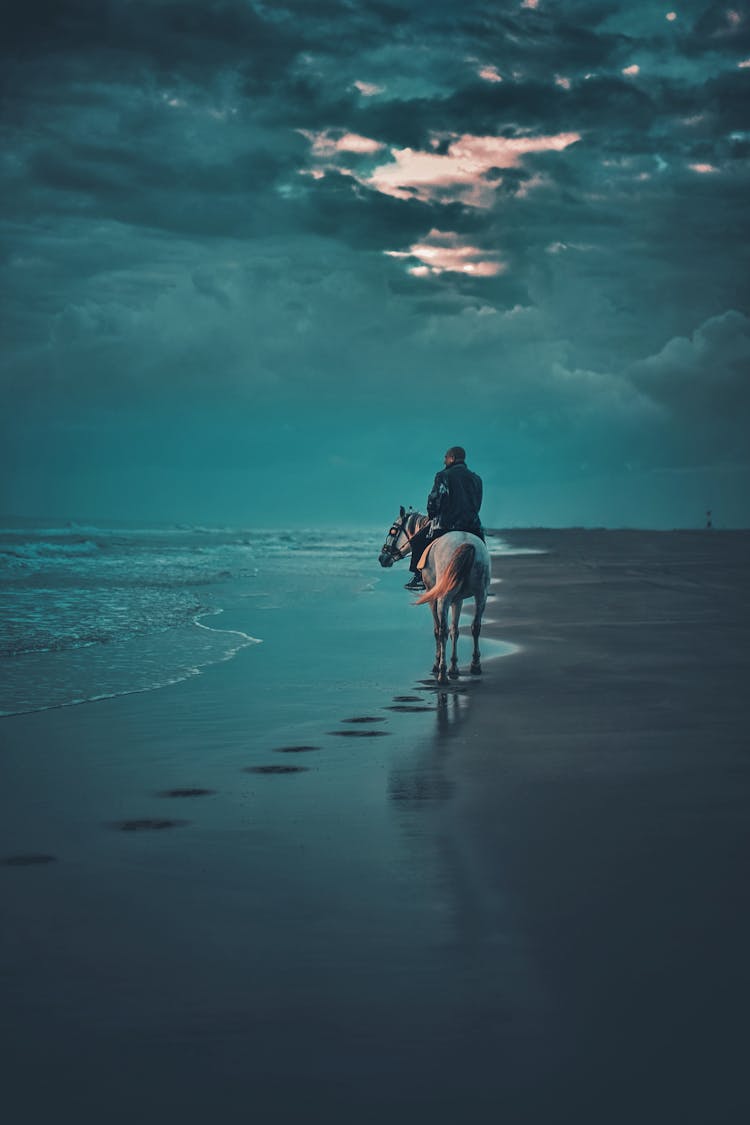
[0,521,514,722]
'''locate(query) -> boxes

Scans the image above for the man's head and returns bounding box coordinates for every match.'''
[444,446,466,466]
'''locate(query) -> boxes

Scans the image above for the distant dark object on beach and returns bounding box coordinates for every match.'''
[706,509,713,529]
[341,716,387,724]
[156,788,215,798]
[2,854,57,866]
[273,745,321,754]
[392,695,425,702]
[328,729,390,737]
[114,819,189,831]
[244,764,309,774]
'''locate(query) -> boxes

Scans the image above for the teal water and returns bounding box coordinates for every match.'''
[0,522,513,720]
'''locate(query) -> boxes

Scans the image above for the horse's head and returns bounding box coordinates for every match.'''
[378,505,421,568]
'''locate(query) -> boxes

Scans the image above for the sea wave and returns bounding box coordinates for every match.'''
[0,610,262,718]
[0,584,211,658]
[0,538,102,562]
[0,523,382,716]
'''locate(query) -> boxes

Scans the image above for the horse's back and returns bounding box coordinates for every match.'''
[424,530,490,600]
[443,531,491,578]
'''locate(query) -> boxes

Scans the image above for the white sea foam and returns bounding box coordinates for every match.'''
[194,608,263,647]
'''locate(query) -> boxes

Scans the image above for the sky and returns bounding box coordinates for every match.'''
[2,0,749,529]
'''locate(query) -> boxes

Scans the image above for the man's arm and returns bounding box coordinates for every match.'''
[474,474,483,513]
[427,472,447,519]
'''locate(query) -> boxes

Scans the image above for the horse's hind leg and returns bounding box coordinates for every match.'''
[435,601,449,684]
[470,596,486,674]
[430,603,441,675]
[448,599,461,678]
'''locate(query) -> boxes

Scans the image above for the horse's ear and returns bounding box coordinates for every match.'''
[399,505,405,517]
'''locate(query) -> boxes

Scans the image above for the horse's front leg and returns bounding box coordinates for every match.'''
[448,598,461,678]
[470,595,487,674]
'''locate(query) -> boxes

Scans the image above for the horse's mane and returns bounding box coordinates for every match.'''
[404,509,430,533]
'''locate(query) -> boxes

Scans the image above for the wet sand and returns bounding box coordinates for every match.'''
[444,528,750,1120]
[2,529,749,1123]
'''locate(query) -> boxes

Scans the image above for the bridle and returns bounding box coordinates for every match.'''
[380,512,420,562]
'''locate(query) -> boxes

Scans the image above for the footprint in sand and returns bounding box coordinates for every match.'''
[273,745,322,754]
[156,788,215,798]
[2,854,57,866]
[243,764,309,774]
[328,729,390,737]
[113,819,189,831]
[327,714,391,737]
[388,693,434,711]
[385,704,435,713]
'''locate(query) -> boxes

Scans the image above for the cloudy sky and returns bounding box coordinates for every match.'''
[2,0,749,528]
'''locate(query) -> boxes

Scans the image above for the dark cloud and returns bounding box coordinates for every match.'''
[689,3,750,55]
[5,1,307,76]
[1,0,749,525]
[629,310,750,449]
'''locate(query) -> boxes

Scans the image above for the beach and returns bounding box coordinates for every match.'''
[2,528,749,1122]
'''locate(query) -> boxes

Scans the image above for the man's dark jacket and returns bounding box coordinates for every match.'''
[427,460,483,535]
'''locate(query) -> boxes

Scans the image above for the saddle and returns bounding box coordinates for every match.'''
[416,539,438,571]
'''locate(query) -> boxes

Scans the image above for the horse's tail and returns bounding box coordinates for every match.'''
[414,543,475,605]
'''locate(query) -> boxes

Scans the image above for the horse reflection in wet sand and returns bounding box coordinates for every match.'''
[379,507,491,684]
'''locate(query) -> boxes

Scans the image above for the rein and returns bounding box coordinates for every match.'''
[381,513,425,561]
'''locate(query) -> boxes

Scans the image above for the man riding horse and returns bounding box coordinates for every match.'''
[404,446,485,591]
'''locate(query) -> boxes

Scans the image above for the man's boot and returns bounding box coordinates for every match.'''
[404,572,425,591]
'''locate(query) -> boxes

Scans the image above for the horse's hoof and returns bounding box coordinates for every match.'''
[437,672,449,685]
[448,668,460,679]
[431,663,440,674]
[470,663,482,675]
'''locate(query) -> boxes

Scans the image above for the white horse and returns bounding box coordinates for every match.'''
[378,507,492,684]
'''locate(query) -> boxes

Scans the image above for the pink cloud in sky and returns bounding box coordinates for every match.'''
[386,230,506,278]
[299,128,580,208]
[666,11,677,20]
[299,128,385,156]
[727,9,742,27]
[738,58,750,67]
[521,0,539,9]
[689,163,719,173]
[365,131,581,206]
[354,80,384,96]
[478,65,503,83]
[339,133,385,154]
[622,64,640,76]
[555,75,571,89]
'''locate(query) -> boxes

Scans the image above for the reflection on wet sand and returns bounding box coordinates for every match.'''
[386,682,475,807]
[385,674,536,1041]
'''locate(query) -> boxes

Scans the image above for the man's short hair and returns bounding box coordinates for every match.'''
[446,446,466,462]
